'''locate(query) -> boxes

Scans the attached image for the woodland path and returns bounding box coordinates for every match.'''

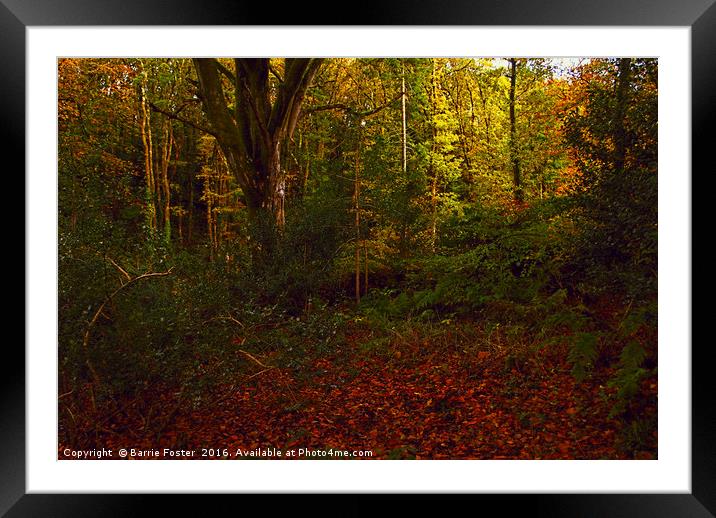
[158,332,648,460]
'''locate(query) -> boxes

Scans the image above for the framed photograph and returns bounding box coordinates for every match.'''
[8,0,708,514]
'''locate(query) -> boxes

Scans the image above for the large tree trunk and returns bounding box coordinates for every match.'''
[192,58,323,227]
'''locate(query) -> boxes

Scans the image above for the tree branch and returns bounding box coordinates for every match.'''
[214,60,236,84]
[237,349,274,370]
[148,100,219,138]
[106,256,131,283]
[82,267,175,384]
[304,91,403,119]
[268,62,284,84]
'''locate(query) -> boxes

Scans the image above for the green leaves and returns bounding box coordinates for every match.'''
[567,332,600,383]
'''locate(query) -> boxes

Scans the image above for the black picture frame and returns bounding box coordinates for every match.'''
[5,0,709,515]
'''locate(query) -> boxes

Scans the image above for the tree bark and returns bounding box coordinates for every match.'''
[192,58,323,227]
[509,58,523,203]
[354,129,361,304]
[401,64,408,175]
[160,120,173,244]
[139,79,157,233]
[613,58,632,172]
[430,59,438,251]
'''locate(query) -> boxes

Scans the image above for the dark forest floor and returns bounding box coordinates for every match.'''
[59,320,658,460]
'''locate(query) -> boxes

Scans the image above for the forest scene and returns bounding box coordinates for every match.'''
[58,57,658,460]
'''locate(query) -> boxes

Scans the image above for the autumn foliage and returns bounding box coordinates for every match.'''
[58,57,658,460]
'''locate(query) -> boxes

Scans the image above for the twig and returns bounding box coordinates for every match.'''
[211,384,238,406]
[246,368,273,380]
[225,315,245,328]
[237,349,273,370]
[148,101,219,138]
[205,314,245,328]
[106,256,131,283]
[60,402,77,426]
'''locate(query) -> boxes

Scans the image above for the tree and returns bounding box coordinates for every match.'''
[425,58,461,248]
[562,58,658,295]
[613,58,632,173]
[508,58,523,203]
[192,58,324,226]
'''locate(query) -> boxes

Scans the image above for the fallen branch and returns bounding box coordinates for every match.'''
[236,349,298,404]
[237,349,273,370]
[82,267,174,385]
[245,368,273,380]
[204,314,245,328]
[224,315,245,328]
[106,256,132,283]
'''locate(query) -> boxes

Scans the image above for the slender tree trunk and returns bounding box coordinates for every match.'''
[160,121,173,245]
[399,62,409,258]
[474,82,490,147]
[354,132,361,304]
[453,92,472,178]
[303,136,311,195]
[172,132,181,242]
[401,64,408,175]
[187,178,194,246]
[509,58,523,203]
[154,138,162,228]
[614,58,632,172]
[364,240,369,295]
[139,80,157,234]
[204,170,214,260]
[177,212,183,242]
[430,59,438,251]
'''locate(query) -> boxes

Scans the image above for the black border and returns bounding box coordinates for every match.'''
[6,1,711,515]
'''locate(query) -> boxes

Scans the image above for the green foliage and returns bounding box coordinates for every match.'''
[562,59,657,304]
[606,302,656,418]
[358,211,560,329]
[57,58,658,456]
[242,299,350,363]
[241,195,352,312]
[618,416,657,457]
[60,247,238,406]
[567,332,600,383]
[608,342,648,403]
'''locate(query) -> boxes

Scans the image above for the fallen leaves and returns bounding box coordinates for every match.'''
[60,323,653,460]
